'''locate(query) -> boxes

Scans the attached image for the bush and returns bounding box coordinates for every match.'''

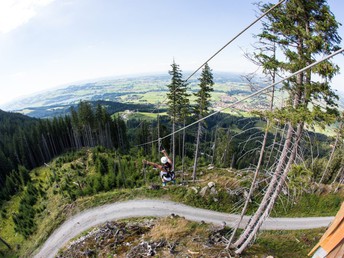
[1,209,7,219]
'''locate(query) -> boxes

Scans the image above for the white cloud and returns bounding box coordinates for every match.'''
[0,0,55,33]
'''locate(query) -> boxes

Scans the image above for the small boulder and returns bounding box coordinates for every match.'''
[208,182,215,188]
[210,187,218,195]
[199,186,209,197]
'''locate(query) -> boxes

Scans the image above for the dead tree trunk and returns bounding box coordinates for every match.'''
[319,122,343,184]
[0,236,11,250]
[266,125,280,168]
[211,126,218,165]
[222,128,232,166]
[334,171,344,193]
[193,121,202,181]
[182,119,186,182]
[331,166,344,186]
[234,75,303,250]
[172,120,176,171]
[233,122,294,249]
[235,122,303,254]
[157,106,161,153]
[227,120,270,247]
[227,68,277,247]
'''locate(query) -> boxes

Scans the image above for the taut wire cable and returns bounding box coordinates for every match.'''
[137,48,344,147]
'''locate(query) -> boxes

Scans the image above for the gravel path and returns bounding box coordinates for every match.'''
[33,199,333,258]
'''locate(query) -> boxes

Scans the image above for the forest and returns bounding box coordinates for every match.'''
[0,103,128,206]
[1,0,344,256]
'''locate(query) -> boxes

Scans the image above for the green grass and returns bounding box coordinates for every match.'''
[210,92,224,102]
[306,123,337,137]
[140,92,166,103]
[0,194,25,254]
[272,193,343,217]
[115,111,166,121]
[245,228,325,258]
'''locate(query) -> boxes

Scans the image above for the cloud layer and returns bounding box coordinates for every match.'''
[0,0,55,33]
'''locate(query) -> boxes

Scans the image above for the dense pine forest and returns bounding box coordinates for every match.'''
[0,102,128,206]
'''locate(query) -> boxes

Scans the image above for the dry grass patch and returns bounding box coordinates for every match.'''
[148,217,195,241]
[199,168,243,189]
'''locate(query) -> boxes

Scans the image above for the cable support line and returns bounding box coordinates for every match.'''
[184,0,286,82]
[133,0,286,131]
[136,47,344,147]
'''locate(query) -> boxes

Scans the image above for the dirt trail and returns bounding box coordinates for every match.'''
[33,199,333,258]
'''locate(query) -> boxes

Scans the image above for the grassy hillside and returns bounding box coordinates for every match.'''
[0,147,343,257]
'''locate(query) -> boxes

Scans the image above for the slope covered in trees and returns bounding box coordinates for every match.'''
[0,103,127,206]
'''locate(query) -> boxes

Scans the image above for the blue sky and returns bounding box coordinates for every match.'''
[0,0,343,107]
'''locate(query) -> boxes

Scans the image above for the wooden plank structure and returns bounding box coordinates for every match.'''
[308,202,344,258]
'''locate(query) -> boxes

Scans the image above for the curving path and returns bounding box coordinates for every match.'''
[33,199,333,258]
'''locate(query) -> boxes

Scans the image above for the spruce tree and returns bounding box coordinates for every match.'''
[192,63,214,180]
[166,61,188,169]
[233,0,341,254]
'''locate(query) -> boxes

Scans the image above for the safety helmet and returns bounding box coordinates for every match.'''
[161,157,168,164]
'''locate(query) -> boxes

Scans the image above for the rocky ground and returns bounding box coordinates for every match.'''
[57,215,233,258]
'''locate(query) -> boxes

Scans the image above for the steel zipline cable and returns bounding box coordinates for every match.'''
[137,47,344,147]
[133,0,286,130]
[183,0,286,82]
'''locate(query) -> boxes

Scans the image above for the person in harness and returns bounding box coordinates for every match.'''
[143,149,175,186]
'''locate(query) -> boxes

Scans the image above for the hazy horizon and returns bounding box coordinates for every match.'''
[0,0,343,107]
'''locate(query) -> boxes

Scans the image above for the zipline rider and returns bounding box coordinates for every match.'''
[143,149,175,186]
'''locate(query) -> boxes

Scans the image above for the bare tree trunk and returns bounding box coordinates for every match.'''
[47,132,57,156]
[234,68,303,249]
[182,119,186,182]
[227,120,270,247]
[331,166,344,186]
[193,122,202,182]
[172,120,176,171]
[0,236,11,250]
[116,121,124,150]
[105,123,113,149]
[335,172,344,192]
[319,122,343,184]
[41,134,52,161]
[212,126,218,165]
[228,67,277,247]
[235,122,303,254]
[157,113,161,153]
[222,128,232,166]
[233,122,294,248]
[266,124,281,168]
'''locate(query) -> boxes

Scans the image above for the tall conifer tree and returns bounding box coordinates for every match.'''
[166,61,188,169]
[233,0,341,253]
[192,63,214,180]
